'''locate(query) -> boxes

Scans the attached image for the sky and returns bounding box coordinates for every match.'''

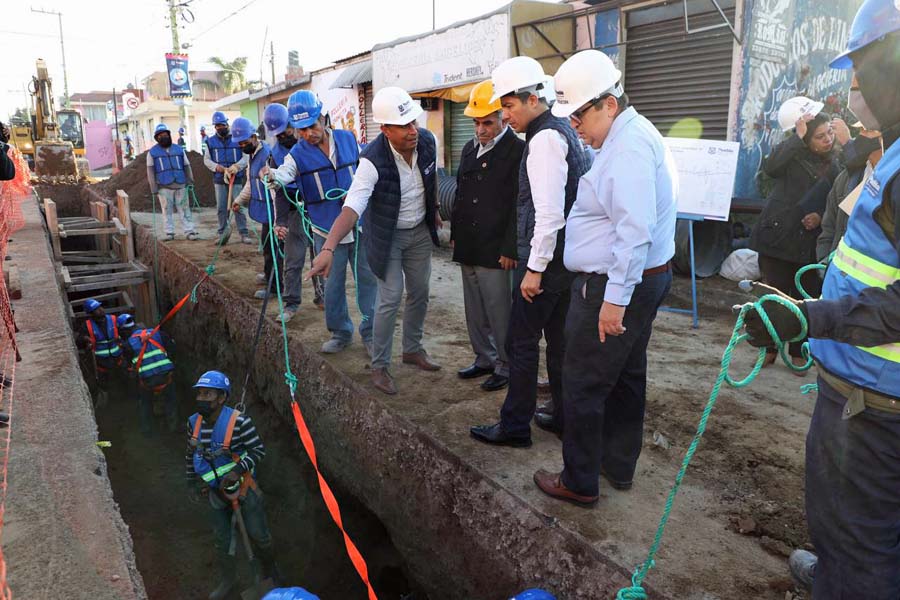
[1,0,525,118]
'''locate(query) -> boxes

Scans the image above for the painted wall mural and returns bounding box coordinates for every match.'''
[734,0,861,200]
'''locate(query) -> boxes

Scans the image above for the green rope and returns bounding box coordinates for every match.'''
[188,206,234,303]
[186,184,202,212]
[794,250,834,300]
[262,185,298,398]
[616,294,810,600]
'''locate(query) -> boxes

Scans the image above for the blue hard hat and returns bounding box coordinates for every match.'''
[153,123,170,139]
[124,134,131,141]
[116,313,135,329]
[831,0,900,69]
[262,588,321,600]
[231,117,255,143]
[212,111,229,125]
[178,127,185,134]
[287,90,323,129]
[84,298,101,313]
[263,103,289,136]
[193,370,231,394]
[510,590,557,600]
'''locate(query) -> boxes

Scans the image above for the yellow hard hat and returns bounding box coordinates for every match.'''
[464,80,502,118]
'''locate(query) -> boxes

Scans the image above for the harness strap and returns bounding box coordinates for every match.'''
[191,415,203,445]
[85,320,97,352]
[222,409,241,450]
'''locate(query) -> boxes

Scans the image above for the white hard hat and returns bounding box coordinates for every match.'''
[490,56,552,104]
[777,96,824,131]
[551,50,623,118]
[372,87,424,125]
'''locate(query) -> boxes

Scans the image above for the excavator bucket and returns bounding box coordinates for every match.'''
[34,140,78,182]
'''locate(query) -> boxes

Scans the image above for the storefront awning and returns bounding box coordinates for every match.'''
[329,61,373,89]
[412,82,477,104]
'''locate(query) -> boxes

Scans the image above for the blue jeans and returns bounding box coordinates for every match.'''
[313,229,377,344]
[215,183,248,235]
[561,270,671,496]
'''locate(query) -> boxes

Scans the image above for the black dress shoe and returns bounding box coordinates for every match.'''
[458,364,494,379]
[480,374,508,391]
[470,423,532,448]
[533,411,562,436]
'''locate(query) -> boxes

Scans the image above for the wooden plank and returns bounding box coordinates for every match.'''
[42,198,62,260]
[61,266,72,288]
[69,269,149,285]
[62,250,116,256]
[111,217,127,236]
[69,277,151,292]
[58,227,125,238]
[116,190,135,263]
[58,217,96,224]
[65,263,133,273]
[71,291,125,304]
[61,255,120,264]
[93,201,111,253]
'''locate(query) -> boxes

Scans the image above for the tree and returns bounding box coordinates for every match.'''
[208,56,249,95]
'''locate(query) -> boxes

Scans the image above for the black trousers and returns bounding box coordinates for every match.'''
[499,267,568,436]
[806,376,900,599]
[261,222,284,293]
[561,271,671,496]
[757,254,822,357]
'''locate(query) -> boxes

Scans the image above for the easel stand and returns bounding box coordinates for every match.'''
[661,212,701,329]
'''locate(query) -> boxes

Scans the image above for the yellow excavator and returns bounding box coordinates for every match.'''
[29,58,87,181]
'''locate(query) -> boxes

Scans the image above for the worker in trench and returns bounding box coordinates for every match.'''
[186,370,279,600]
[75,298,126,406]
[742,0,900,596]
[265,90,377,342]
[116,313,179,435]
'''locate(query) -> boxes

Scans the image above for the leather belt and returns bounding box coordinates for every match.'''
[642,262,670,277]
[817,365,900,417]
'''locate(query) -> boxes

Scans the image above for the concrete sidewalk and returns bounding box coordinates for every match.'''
[3,194,145,599]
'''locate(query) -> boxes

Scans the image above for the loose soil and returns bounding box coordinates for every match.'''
[132,210,814,600]
[89,150,217,211]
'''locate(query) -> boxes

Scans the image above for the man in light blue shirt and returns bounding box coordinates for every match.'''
[533,50,678,506]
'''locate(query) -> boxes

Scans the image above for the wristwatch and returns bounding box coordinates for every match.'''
[526,267,542,275]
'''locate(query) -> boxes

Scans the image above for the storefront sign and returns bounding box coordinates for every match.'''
[373,12,510,92]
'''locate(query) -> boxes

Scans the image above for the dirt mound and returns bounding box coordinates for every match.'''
[90,150,217,211]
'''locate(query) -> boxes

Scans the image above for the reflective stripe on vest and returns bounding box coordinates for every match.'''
[132,348,174,374]
[191,408,250,488]
[829,237,900,362]
[199,451,248,483]
[86,317,122,358]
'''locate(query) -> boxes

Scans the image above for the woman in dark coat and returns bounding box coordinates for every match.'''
[750,110,841,369]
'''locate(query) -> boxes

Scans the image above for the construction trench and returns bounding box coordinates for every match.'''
[8,183,818,600]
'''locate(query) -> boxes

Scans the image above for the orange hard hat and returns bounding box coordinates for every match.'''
[464,80,502,118]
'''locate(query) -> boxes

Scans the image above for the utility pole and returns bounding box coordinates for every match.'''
[166,0,190,142]
[269,41,276,85]
[31,7,70,107]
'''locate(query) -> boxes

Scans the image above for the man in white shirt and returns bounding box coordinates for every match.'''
[307,87,442,395]
[533,50,677,507]
[470,56,592,448]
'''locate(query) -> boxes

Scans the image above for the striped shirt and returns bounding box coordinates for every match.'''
[184,412,266,485]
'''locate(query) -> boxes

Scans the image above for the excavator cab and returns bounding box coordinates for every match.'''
[57,110,84,152]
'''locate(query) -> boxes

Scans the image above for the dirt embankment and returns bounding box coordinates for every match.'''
[89,150,217,211]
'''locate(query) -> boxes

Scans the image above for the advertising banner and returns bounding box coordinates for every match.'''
[165,53,192,98]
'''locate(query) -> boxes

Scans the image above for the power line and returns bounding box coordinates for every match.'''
[183,0,261,46]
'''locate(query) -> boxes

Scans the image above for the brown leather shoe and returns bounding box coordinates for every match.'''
[533,469,598,507]
[402,351,441,372]
[371,368,397,395]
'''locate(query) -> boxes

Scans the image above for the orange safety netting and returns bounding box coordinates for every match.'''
[0,145,31,600]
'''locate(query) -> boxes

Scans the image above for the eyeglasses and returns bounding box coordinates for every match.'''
[569,95,611,126]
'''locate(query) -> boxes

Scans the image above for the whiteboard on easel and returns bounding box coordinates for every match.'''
[664,137,740,221]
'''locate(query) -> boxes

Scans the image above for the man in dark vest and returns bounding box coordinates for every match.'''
[453,80,524,392]
[308,86,441,395]
[470,56,591,447]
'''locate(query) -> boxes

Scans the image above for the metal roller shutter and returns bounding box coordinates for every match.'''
[624,4,736,140]
[448,100,473,175]
[362,83,377,145]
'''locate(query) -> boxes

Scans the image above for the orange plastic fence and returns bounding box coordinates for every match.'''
[0,145,30,600]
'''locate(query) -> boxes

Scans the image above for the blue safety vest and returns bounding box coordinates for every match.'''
[127,329,174,379]
[248,142,273,224]
[149,144,187,186]
[86,315,122,359]
[270,140,299,200]
[189,406,250,489]
[289,129,359,230]
[207,134,245,184]
[809,142,900,398]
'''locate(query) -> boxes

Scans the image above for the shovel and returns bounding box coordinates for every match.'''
[218,177,236,246]
[227,490,275,600]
